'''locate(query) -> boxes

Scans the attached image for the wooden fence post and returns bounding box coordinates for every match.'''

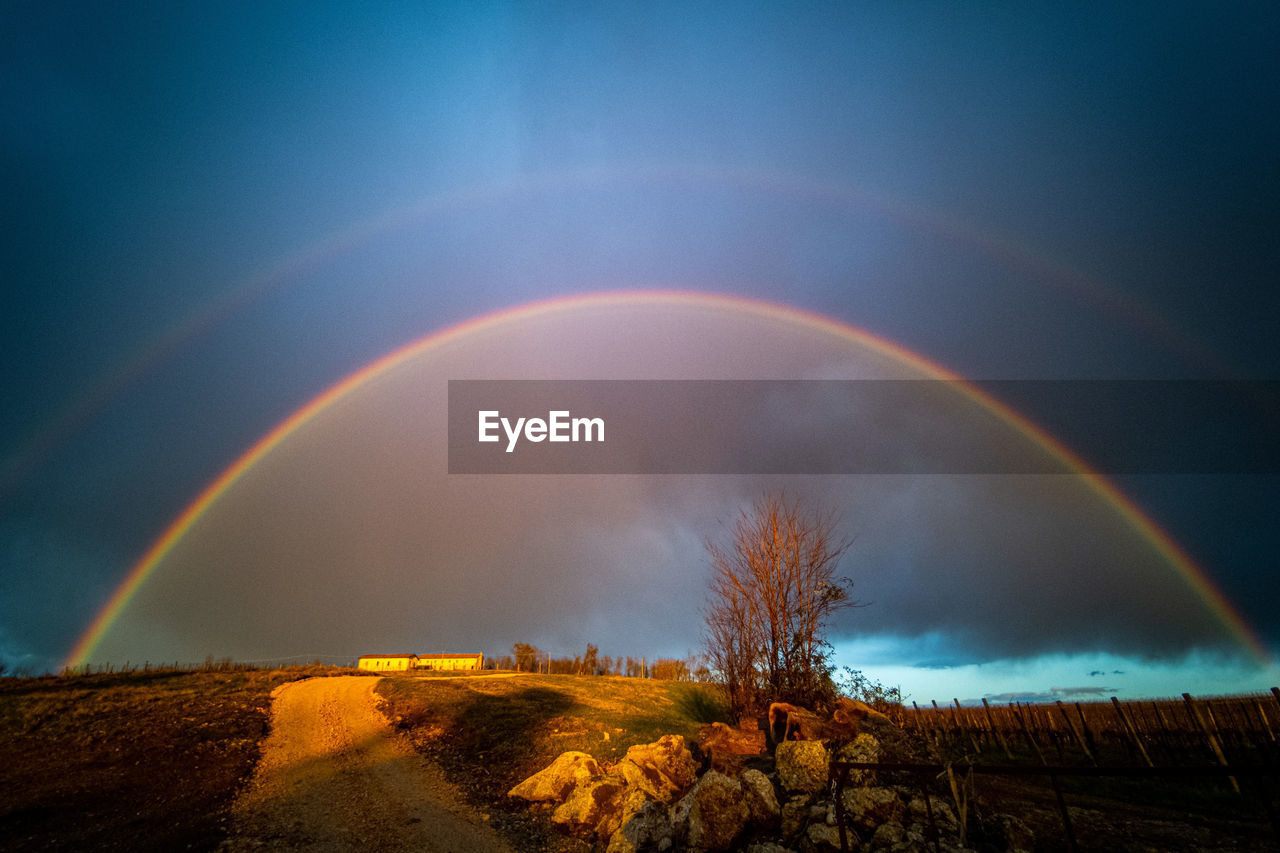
[1111,697,1153,767]
[982,698,1012,759]
[1183,693,1239,793]
[1056,700,1097,765]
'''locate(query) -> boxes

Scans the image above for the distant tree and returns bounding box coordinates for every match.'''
[625,656,641,677]
[512,642,541,673]
[547,656,571,674]
[578,643,599,676]
[651,658,691,681]
[600,655,613,676]
[704,491,856,717]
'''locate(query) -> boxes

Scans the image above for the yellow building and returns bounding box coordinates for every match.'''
[357,653,419,671]
[356,652,484,672]
[417,652,484,672]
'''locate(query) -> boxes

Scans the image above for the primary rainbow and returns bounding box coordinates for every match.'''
[63,291,1271,669]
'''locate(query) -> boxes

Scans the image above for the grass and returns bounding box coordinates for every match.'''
[377,675,725,802]
[671,683,731,725]
[376,673,732,851]
[10,665,1267,852]
[0,665,364,852]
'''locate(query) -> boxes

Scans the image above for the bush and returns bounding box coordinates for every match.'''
[673,684,730,724]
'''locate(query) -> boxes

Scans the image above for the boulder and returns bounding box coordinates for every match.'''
[607,798,675,853]
[776,740,830,793]
[671,770,750,851]
[508,751,602,803]
[833,697,893,728]
[740,768,781,827]
[840,786,906,831]
[699,720,766,771]
[780,794,813,838]
[616,734,699,801]
[805,821,845,850]
[834,732,883,786]
[871,821,906,847]
[769,702,829,742]
[907,795,958,833]
[552,775,628,839]
[745,844,797,853]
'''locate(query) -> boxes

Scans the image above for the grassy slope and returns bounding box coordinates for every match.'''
[0,666,366,852]
[376,673,728,848]
[380,676,1278,852]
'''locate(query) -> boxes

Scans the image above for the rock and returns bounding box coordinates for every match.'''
[769,702,830,742]
[615,735,699,802]
[907,795,958,833]
[805,821,846,850]
[670,770,749,851]
[871,821,906,847]
[899,823,937,852]
[833,697,893,728]
[781,794,813,838]
[552,775,627,839]
[740,768,781,827]
[835,733,883,785]
[776,740,830,793]
[508,751,602,803]
[607,799,674,853]
[840,786,906,831]
[993,813,1035,853]
[699,721,766,771]
[746,844,798,853]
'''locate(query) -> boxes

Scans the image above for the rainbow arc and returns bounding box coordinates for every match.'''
[64,292,1271,670]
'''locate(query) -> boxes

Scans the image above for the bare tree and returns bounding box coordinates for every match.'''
[577,643,599,676]
[704,491,856,716]
[512,642,541,673]
[650,658,691,681]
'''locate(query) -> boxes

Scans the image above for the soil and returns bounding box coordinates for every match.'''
[223,675,514,852]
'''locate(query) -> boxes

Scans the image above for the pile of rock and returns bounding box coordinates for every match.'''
[508,717,1033,852]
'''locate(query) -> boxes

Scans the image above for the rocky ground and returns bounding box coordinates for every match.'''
[503,713,1277,852]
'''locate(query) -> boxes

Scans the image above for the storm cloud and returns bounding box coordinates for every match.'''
[3,4,1277,694]
[92,301,1248,670]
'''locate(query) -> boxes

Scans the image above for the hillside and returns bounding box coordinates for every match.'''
[0,668,720,852]
[376,673,728,849]
[6,669,1273,851]
[0,666,366,851]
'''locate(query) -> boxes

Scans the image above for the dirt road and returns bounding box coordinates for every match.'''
[224,676,514,852]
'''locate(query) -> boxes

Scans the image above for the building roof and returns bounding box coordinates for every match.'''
[358,653,419,659]
[418,653,483,659]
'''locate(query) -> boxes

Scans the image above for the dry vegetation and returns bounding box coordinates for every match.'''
[4,664,1274,852]
[0,665,366,852]
[376,673,729,850]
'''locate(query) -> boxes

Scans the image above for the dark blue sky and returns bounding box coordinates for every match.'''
[2,2,1277,694]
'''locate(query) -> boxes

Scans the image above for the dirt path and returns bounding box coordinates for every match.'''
[224,676,514,852]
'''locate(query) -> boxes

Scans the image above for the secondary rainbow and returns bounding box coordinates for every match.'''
[63,291,1271,669]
